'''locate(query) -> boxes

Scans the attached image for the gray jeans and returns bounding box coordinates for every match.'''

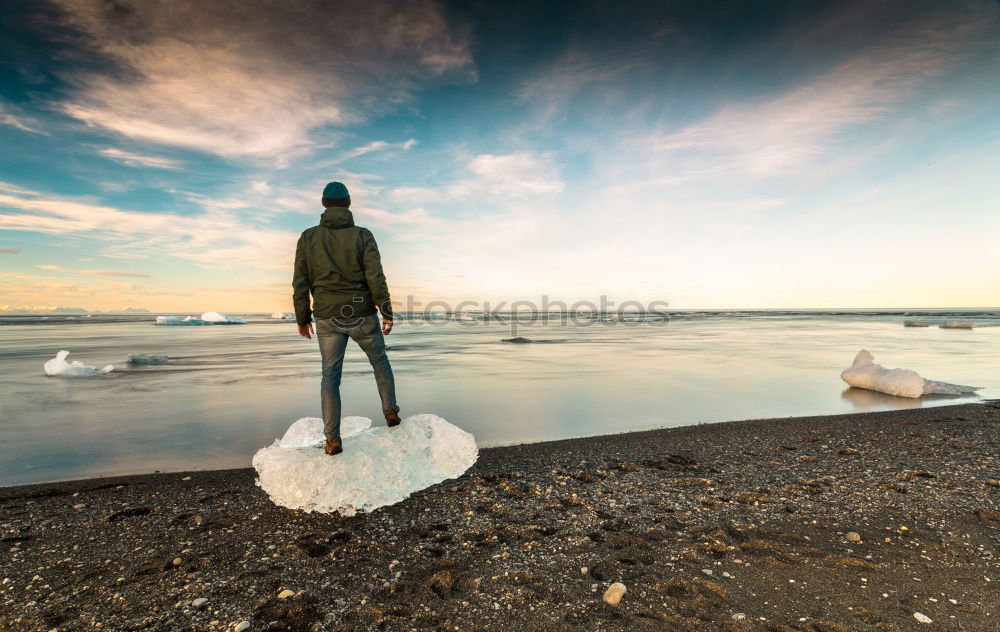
[315,314,398,439]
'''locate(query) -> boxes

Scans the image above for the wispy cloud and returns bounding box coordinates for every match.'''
[338,138,418,162]
[0,102,46,135]
[80,269,151,278]
[2,182,297,270]
[0,247,20,254]
[50,0,474,159]
[645,7,994,178]
[97,148,181,169]
[391,151,565,205]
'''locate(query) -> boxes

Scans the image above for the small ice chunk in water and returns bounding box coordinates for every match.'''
[940,321,974,329]
[156,315,205,326]
[44,350,113,377]
[200,311,245,324]
[126,353,168,365]
[276,416,371,448]
[253,414,478,515]
[841,350,981,398]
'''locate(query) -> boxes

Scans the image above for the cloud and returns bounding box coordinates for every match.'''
[97,148,181,169]
[329,138,420,163]
[645,6,994,178]
[518,49,643,120]
[79,269,151,278]
[0,102,46,135]
[2,182,298,270]
[50,0,474,159]
[0,247,19,254]
[393,151,564,203]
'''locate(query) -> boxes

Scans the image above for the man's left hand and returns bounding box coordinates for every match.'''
[382,318,393,335]
[298,323,314,339]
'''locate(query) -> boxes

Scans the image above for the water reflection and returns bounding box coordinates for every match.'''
[0,314,997,485]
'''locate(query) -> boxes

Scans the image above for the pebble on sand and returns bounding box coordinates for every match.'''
[191,597,208,609]
[602,582,627,605]
[234,622,251,631]
[277,589,295,599]
[731,613,747,621]
[845,532,862,543]
[913,612,933,624]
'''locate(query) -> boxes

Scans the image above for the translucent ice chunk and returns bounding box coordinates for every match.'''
[43,350,113,377]
[276,416,372,448]
[126,353,168,365]
[200,311,245,324]
[841,350,981,399]
[253,414,478,515]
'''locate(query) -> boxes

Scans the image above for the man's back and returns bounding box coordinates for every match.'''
[292,206,392,324]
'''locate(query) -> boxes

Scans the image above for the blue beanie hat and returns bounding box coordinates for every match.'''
[322,181,349,199]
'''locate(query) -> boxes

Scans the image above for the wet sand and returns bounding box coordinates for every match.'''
[1,402,998,631]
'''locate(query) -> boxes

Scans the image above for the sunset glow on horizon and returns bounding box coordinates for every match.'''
[1,0,999,312]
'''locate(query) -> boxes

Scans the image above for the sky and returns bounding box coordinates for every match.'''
[0,0,998,312]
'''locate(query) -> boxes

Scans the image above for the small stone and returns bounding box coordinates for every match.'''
[913,612,932,624]
[72,503,86,510]
[987,479,999,487]
[602,582,626,605]
[701,569,713,576]
[580,567,588,575]
[845,532,862,543]
[731,613,747,621]
[182,476,192,481]
[172,558,183,566]
[277,589,295,599]
[234,622,251,632]
[191,598,208,609]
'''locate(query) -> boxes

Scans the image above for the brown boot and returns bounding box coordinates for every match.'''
[324,437,343,455]
[385,410,401,427]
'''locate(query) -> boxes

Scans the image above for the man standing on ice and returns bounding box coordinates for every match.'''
[292,182,401,456]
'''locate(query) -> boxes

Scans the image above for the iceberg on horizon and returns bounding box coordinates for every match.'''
[840,350,981,398]
[200,311,245,324]
[155,315,205,326]
[44,350,113,377]
[271,310,291,320]
[253,414,478,515]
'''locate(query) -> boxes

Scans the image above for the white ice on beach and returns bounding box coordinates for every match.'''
[200,311,245,324]
[253,414,478,515]
[840,350,981,398]
[271,310,291,320]
[43,350,113,377]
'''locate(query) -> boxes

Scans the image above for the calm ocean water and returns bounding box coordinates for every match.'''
[1,310,997,485]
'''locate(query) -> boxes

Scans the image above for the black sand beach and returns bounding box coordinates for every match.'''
[1,403,997,631]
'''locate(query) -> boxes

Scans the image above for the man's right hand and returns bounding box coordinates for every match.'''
[298,323,314,339]
[381,318,393,335]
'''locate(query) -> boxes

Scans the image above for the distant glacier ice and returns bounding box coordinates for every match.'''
[155,312,244,325]
[253,414,478,515]
[841,350,981,398]
[44,350,113,377]
[200,311,245,324]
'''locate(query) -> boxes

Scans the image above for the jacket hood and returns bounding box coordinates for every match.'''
[320,207,355,229]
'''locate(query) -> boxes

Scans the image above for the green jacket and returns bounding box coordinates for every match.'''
[292,207,392,325]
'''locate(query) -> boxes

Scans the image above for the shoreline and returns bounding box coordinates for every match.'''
[1,401,989,491]
[2,402,997,631]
